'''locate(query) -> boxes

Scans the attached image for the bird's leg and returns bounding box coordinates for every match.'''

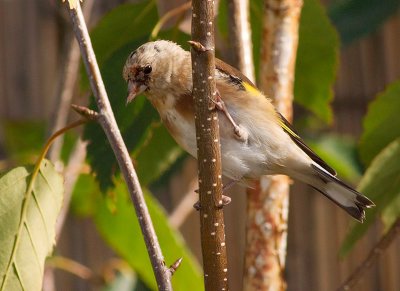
[193,179,239,210]
[211,90,249,142]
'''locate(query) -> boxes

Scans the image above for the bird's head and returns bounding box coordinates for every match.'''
[123,40,190,105]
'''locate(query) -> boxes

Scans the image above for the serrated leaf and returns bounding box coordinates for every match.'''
[340,138,400,256]
[71,174,202,290]
[359,80,400,166]
[328,0,400,45]
[294,0,339,123]
[0,160,64,291]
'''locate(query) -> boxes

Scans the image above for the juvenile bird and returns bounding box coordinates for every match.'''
[123,40,374,222]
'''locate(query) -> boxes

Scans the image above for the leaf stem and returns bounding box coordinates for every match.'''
[0,119,86,290]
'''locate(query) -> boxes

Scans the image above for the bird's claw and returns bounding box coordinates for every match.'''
[217,195,232,208]
[193,200,201,211]
[211,90,249,143]
[193,195,231,211]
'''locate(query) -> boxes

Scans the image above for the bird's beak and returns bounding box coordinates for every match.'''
[126,80,147,105]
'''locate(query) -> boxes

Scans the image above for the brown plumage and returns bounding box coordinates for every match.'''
[123,40,375,222]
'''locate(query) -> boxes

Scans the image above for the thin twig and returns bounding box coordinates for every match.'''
[55,138,87,240]
[337,218,400,291]
[168,177,198,229]
[191,0,229,289]
[65,3,172,290]
[168,258,183,276]
[227,0,255,82]
[46,256,95,281]
[244,0,303,290]
[151,1,191,39]
[48,0,94,162]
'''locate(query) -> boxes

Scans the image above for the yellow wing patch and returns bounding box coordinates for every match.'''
[278,119,300,139]
[242,81,263,96]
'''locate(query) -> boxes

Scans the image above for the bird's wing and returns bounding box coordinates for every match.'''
[215,58,337,176]
[276,113,336,175]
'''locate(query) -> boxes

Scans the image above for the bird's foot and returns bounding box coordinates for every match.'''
[210,90,249,142]
[217,195,232,208]
[193,195,232,211]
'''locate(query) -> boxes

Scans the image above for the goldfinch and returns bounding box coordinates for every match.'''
[123,40,374,222]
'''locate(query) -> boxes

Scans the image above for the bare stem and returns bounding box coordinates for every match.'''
[227,0,255,82]
[191,0,229,289]
[244,1,303,290]
[151,1,191,39]
[48,0,94,162]
[337,218,400,291]
[66,3,172,290]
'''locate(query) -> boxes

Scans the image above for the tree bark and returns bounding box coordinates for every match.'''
[244,1,303,290]
[191,0,229,290]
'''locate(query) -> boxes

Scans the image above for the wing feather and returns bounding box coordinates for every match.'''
[215,58,337,176]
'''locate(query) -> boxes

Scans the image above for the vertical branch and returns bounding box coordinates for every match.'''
[244,1,303,290]
[190,0,229,290]
[65,3,172,290]
[227,0,255,82]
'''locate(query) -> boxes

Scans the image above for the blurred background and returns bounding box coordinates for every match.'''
[1,0,400,290]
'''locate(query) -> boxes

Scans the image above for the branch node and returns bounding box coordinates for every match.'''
[217,195,232,209]
[188,40,208,52]
[71,104,99,121]
[193,201,201,211]
[168,258,183,276]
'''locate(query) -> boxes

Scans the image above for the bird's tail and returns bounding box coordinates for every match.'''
[308,164,375,222]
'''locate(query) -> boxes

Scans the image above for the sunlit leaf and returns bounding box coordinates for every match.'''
[340,138,400,256]
[0,160,64,290]
[359,80,400,166]
[294,0,339,123]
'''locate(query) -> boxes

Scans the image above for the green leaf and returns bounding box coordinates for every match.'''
[232,0,338,122]
[359,80,400,166]
[71,175,203,291]
[70,174,98,217]
[83,2,188,190]
[306,134,362,182]
[2,120,45,163]
[0,160,64,290]
[133,123,183,185]
[294,0,339,123]
[340,138,400,256]
[328,0,400,45]
[86,1,158,81]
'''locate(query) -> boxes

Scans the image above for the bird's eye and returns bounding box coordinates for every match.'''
[143,65,152,74]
